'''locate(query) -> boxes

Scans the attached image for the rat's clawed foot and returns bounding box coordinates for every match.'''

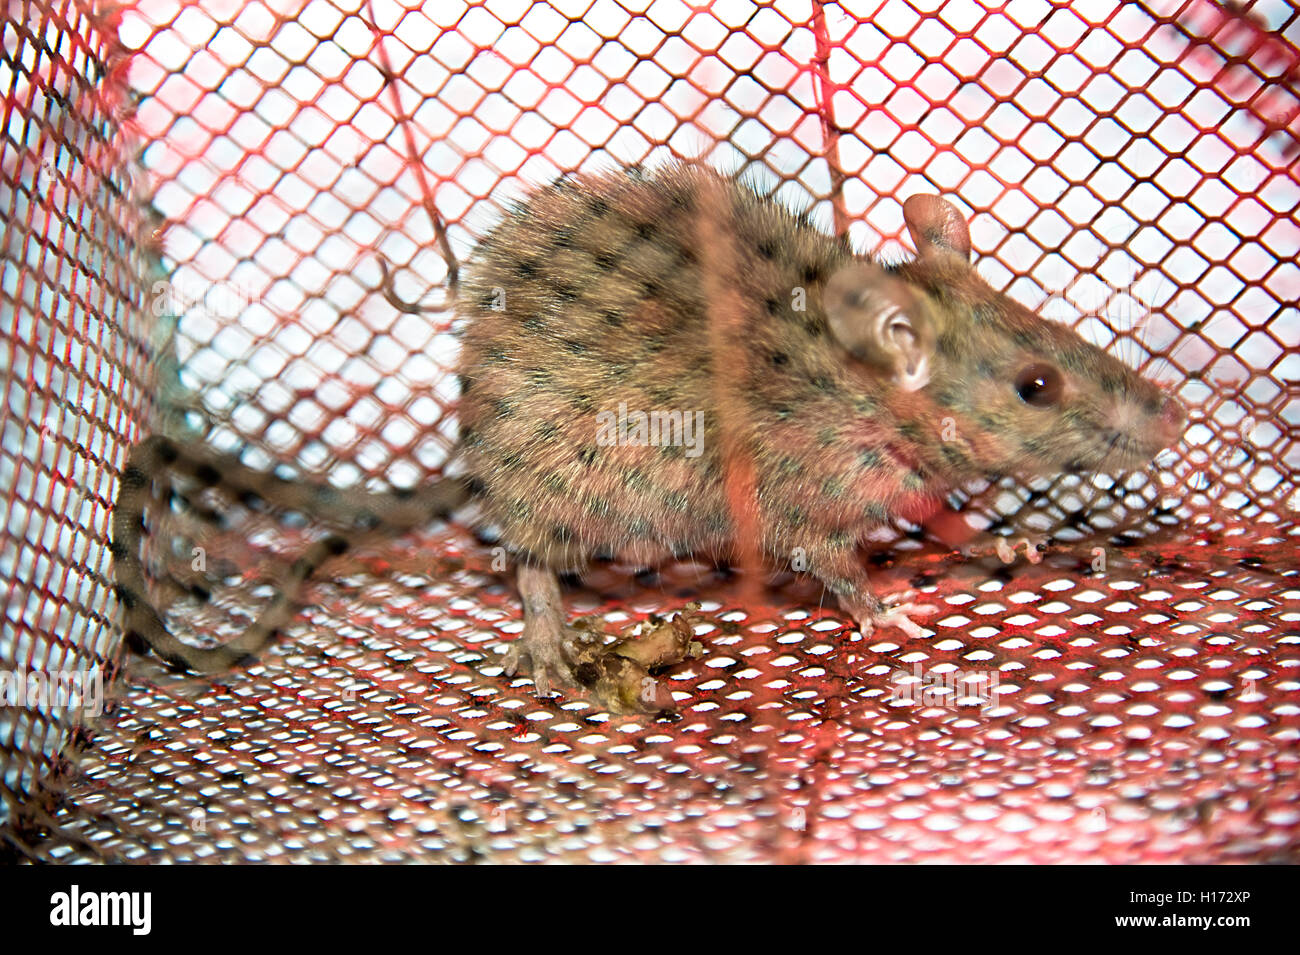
[856,591,939,640]
[501,622,583,697]
[505,562,584,697]
[503,564,703,708]
[875,600,939,640]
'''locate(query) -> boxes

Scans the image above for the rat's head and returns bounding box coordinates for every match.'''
[822,196,1187,480]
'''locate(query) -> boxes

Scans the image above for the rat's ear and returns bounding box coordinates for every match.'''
[903,195,971,262]
[822,262,934,392]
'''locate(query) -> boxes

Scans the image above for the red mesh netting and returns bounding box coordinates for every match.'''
[1,0,1297,862]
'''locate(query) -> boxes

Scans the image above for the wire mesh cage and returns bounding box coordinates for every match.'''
[1,0,1297,862]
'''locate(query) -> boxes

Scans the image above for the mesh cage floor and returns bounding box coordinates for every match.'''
[15,522,1300,864]
[2,0,1299,863]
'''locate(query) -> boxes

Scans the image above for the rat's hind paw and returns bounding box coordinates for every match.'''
[501,625,579,697]
[510,562,597,697]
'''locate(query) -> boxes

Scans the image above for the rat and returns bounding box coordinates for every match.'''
[112,160,1188,694]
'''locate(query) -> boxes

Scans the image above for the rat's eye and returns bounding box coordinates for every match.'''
[1015,364,1063,406]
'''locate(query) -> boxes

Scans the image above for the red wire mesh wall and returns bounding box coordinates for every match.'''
[1,0,1297,862]
[0,1,149,849]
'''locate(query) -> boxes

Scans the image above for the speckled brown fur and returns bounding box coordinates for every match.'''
[456,163,1183,649]
[114,161,1186,692]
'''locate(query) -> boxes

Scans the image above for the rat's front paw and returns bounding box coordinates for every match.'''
[875,600,939,640]
[857,591,939,640]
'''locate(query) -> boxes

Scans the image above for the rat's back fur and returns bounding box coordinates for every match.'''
[455,162,1178,587]
[114,161,1185,680]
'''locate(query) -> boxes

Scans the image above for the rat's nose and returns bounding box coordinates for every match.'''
[1155,393,1188,449]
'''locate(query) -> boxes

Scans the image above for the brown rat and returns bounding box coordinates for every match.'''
[113,160,1187,693]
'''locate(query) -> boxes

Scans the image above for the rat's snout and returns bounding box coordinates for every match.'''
[1154,393,1188,449]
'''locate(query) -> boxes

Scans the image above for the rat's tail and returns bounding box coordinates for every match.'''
[111,435,469,672]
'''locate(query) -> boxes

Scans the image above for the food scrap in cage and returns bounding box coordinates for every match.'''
[111,160,1188,706]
